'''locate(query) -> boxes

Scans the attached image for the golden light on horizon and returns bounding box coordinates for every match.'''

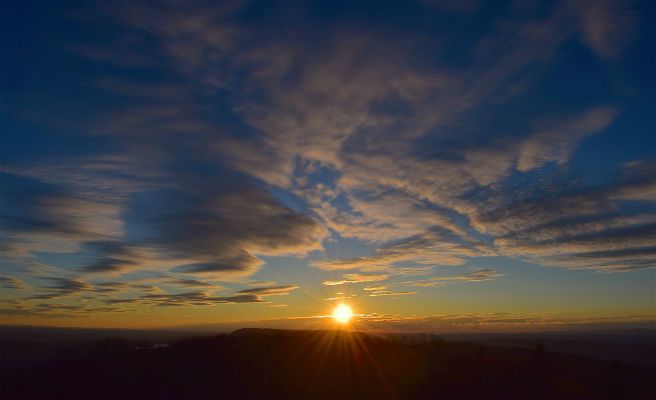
[332,303,354,324]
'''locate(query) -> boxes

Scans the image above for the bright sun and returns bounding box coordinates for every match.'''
[332,303,354,324]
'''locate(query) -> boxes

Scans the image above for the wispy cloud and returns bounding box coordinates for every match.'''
[237,285,299,296]
[567,0,636,59]
[517,107,618,172]
[366,290,417,297]
[316,230,490,271]
[322,273,389,286]
[0,276,27,290]
[405,269,504,287]
[26,278,93,300]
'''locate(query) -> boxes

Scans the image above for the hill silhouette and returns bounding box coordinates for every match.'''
[1,328,654,399]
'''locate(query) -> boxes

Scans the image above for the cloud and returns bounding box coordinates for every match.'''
[170,256,262,276]
[322,273,389,286]
[352,311,655,333]
[93,282,125,293]
[26,278,93,300]
[164,278,216,288]
[396,267,434,276]
[0,302,126,318]
[247,280,278,287]
[315,190,467,243]
[81,0,647,278]
[136,182,326,277]
[105,0,243,84]
[108,291,265,307]
[366,290,417,297]
[567,0,636,59]
[0,276,26,289]
[237,285,299,296]
[80,241,143,274]
[90,278,220,294]
[404,269,504,287]
[42,278,92,292]
[314,229,491,273]
[608,160,656,202]
[98,285,297,309]
[323,294,358,301]
[517,107,618,172]
[2,164,326,280]
[363,285,388,291]
[0,172,124,258]
[466,161,656,271]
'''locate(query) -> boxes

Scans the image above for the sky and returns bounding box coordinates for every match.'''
[0,0,654,332]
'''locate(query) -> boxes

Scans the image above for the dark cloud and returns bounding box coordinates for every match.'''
[0,301,123,318]
[98,284,296,308]
[171,258,258,275]
[81,241,140,274]
[86,257,139,274]
[0,172,124,260]
[132,181,325,277]
[107,291,265,307]
[0,173,75,235]
[467,163,656,271]
[237,285,299,296]
[165,278,214,288]
[25,278,93,300]
[42,278,92,292]
[212,294,264,304]
[0,276,26,289]
[1,162,325,284]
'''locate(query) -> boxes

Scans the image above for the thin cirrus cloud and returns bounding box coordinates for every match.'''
[313,229,492,273]
[404,269,504,288]
[322,274,390,286]
[366,290,418,297]
[516,107,619,172]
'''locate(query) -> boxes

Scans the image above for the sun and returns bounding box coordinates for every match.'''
[332,303,354,324]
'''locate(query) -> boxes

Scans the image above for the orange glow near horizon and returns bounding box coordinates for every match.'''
[332,303,354,324]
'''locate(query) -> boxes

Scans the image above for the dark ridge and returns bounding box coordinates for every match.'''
[1,328,654,399]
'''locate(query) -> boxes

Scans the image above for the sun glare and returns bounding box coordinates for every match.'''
[332,303,354,324]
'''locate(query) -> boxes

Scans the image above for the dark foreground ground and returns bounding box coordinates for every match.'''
[1,327,654,399]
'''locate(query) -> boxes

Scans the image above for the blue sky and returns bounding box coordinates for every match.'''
[0,0,654,331]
